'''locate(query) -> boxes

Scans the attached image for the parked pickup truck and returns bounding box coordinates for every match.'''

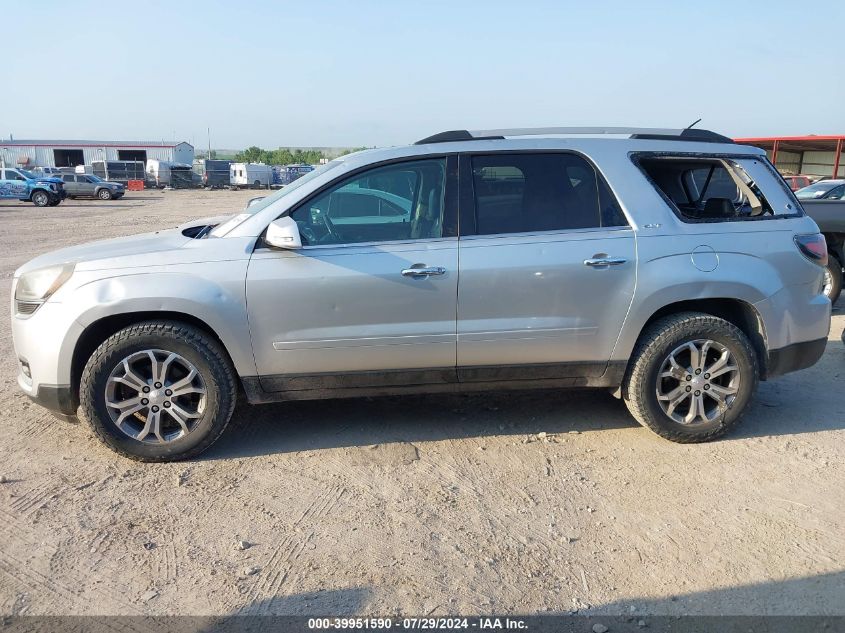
[0,168,66,207]
[802,199,845,303]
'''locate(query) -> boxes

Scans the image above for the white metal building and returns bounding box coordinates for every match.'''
[0,139,194,169]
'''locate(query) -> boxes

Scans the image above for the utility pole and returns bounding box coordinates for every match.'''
[207,127,211,160]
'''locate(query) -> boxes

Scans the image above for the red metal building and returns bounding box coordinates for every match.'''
[734,135,844,179]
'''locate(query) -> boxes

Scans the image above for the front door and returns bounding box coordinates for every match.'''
[456,152,636,380]
[247,156,459,392]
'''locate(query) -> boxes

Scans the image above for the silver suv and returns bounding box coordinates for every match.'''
[11,127,831,461]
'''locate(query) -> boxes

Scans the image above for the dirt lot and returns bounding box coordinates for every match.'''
[0,191,843,618]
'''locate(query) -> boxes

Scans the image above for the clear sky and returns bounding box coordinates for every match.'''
[4,0,842,149]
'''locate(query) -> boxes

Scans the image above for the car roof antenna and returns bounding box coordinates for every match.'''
[685,118,703,130]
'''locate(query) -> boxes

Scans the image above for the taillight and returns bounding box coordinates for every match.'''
[794,233,828,267]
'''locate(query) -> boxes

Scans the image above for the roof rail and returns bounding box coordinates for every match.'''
[415,127,734,145]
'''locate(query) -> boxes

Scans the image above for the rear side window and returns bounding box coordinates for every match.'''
[470,153,627,235]
[636,155,799,221]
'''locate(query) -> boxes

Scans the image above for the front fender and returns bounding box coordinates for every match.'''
[59,265,256,378]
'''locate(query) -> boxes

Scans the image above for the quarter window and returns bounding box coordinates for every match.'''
[636,155,795,220]
[290,159,446,246]
[470,153,626,235]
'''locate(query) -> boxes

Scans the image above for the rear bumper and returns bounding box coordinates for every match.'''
[766,337,827,378]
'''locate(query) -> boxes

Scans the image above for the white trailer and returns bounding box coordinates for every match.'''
[230,163,272,189]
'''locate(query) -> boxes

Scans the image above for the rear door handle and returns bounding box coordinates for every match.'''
[401,265,446,278]
[584,257,627,267]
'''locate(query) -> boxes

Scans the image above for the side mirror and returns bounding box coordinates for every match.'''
[265,216,302,249]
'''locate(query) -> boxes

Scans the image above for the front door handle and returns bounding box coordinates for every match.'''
[584,256,627,267]
[401,265,446,278]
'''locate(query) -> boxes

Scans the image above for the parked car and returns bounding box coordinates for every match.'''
[801,198,845,303]
[32,166,65,177]
[11,127,831,461]
[782,174,813,191]
[795,179,845,200]
[0,167,66,207]
[60,174,125,200]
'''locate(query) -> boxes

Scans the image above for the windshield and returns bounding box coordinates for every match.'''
[87,175,104,182]
[19,169,38,179]
[795,181,843,199]
[208,160,344,237]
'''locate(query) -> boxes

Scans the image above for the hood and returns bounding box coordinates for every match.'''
[15,228,192,276]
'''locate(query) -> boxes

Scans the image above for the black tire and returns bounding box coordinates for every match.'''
[31,190,50,207]
[824,254,842,305]
[97,188,113,200]
[622,312,758,443]
[253,179,261,189]
[80,321,237,462]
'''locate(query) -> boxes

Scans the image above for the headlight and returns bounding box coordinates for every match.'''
[15,264,75,303]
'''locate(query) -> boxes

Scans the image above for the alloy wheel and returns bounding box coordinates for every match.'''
[104,349,207,443]
[655,339,740,425]
[823,268,833,297]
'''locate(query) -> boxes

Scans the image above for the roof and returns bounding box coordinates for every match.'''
[0,139,193,148]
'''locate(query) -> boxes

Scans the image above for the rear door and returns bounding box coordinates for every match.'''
[62,174,79,195]
[456,152,636,381]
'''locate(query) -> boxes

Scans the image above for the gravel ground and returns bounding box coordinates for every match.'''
[0,191,843,617]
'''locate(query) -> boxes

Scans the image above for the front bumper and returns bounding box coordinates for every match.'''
[12,298,85,417]
[22,378,77,417]
[766,337,827,378]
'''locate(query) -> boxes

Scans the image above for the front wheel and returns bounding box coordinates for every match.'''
[97,188,113,200]
[31,190,50,207]
[80,321,237,461]
[622,312,758,443]
[823,254,842,305]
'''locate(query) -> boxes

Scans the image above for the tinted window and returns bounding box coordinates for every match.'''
[5,171,25,181]
[61,175,74,182]
[291,159,446,246]
[470,153,625,235]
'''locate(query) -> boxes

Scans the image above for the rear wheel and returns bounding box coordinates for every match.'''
[97,188,113,200]
[622,312,758,443]
[31,190,50,207]
[823,254,842,305]
[80,321,237,461]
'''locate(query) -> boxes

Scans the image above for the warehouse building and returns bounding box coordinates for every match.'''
[734,135,844,179]
[0,139,194,169]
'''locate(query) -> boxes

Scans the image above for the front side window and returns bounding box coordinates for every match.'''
[290,159,446,246]
[470,153,626,235]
